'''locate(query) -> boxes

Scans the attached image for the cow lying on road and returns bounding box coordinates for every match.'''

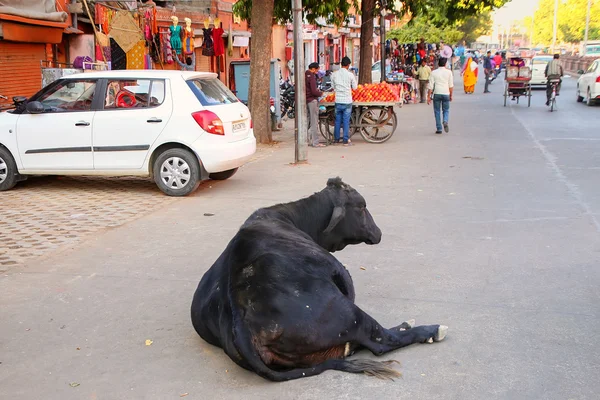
[191,177,448,381]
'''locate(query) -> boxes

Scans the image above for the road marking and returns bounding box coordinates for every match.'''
[540,138,600,141]
[467,216,570,224]
[510,107,600,233]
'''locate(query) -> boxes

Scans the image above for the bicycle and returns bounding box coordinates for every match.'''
[547,79,560,112]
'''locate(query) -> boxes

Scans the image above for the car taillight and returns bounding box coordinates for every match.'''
[596,76,600,83]
[269,97,275,106]
[191,111,224,135]
[250,117,253,128]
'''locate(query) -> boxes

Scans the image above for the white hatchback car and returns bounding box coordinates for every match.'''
[0,70,256,196]
[577,59,600,106]
[530,55,553,86]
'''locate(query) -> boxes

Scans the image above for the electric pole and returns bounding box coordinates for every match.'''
[551,0,558,53]
[292,0,307,163]
[379,0,387,83]
[583,0,591,56]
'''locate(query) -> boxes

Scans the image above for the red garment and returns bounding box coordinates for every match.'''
[493,54,502,66]
[212,27,224,56]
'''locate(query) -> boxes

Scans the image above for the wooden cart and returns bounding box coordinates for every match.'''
[317,101,398,144]
[503,56,533,107]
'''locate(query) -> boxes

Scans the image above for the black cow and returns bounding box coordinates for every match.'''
[191,178,447,381]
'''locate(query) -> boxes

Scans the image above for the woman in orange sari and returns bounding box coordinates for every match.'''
[461,56,478,94]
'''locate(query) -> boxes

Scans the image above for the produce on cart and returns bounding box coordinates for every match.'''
[318,82,400,144]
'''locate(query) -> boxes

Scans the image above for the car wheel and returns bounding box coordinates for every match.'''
[209,168,238,181]
[576,87,584,102]
[0,147,19,191]
[153,148,200,196]
[586,88,595,106]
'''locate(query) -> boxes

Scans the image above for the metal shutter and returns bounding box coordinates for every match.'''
[0,42,46,101]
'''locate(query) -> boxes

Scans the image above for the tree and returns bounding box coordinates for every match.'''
[531,0,600,46]
[455,11,493,44]
[233,0,357,144]
[387,17,462,44]
[358,0,509,84]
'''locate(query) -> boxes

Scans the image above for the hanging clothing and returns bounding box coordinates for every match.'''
[212,27,224,56]
[183,27,194,55]
[202,28,214,56]
[170,24,183,55]
[110,38,127,70]
[126,40,146,69]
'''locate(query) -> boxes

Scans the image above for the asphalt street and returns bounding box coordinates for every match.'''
[1,72,599,400]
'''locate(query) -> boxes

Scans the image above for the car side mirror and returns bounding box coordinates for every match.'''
[577,69,584,74]
[26,101,44,114]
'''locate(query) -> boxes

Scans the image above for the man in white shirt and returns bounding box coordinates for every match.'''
[427,57,454,134]
[331,56,358,145]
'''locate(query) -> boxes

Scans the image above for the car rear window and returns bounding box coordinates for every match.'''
[186,78,238,106]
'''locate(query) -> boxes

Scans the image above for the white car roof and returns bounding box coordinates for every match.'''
[63,70,218,80]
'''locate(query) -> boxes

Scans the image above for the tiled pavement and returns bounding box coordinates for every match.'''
[0,175,177,270]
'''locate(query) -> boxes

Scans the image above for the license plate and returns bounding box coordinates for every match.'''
[232,121,246,133]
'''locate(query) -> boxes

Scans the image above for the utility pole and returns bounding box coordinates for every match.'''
[379,0,387,83]
[583,0,591,56]
[292,0,307,163]
[551,0,558,53]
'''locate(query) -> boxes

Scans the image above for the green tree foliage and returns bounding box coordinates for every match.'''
[455,11,493,43]
[232,0,358,25]
[532,0,600,45]
[387,18,463,44]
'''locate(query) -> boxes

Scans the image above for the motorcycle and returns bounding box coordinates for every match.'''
[280,79,295,120]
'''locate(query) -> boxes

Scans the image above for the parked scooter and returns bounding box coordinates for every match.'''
[280,79,295,120]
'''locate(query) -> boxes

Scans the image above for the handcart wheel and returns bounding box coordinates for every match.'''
[503,83,508,107]
[358,106,397,144]
[319,108,335,143]
[527,85,532,107]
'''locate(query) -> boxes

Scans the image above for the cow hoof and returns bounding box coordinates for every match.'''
[434,325,448,342]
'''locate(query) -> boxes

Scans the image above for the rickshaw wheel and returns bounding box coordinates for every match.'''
[503,83,508,107]
[527,85,532,107]
[358,107,397,144]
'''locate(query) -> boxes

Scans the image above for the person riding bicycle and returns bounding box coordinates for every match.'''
[544,54,563,106]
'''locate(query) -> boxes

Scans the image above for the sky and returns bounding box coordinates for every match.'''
[493,0,541,29]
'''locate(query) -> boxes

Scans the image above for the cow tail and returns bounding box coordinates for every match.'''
[231,321,401,381]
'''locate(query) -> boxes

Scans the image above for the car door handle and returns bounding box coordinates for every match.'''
[75,121,90,126]
[147,118,162,123]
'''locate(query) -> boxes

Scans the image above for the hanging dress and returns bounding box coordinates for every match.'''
[183,27,194,55]
[170,24,182,55]
[202,28,214,56]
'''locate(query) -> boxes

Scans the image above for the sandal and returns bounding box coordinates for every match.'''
[312,143,326,148]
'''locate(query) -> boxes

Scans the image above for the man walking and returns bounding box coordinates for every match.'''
[544,54,563,106]
[483,50,492,93]
[331,56,357,146]
[427,57,454,134]
[305,62,325,147]
[416,59,432,103]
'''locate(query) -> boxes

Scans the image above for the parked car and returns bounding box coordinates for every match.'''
[0,70,256,196]
[530,55,553,86]
[576,59,600,106]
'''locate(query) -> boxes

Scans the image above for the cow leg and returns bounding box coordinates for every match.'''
[351,306,447,356]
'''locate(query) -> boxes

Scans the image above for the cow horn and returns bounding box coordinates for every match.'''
[324,206,345,233]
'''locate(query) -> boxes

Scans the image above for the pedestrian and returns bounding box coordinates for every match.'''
[483,50,492,93]
[331,56,357,146]
[461,55,478,94]
[427,57,454,134]
[416,58,432,103]
[305,62,325,147]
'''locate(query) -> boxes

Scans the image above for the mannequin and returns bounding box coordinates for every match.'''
[169,16,182,55]
[183,17,194,55]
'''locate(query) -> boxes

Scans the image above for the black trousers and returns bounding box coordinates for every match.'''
[546,75,562,101]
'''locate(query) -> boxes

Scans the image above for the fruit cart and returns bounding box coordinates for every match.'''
[318,83,400,144]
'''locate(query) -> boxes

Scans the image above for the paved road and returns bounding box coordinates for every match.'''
[1,73,599,400]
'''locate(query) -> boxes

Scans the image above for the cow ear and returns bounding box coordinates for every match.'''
[324,206,345,233]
